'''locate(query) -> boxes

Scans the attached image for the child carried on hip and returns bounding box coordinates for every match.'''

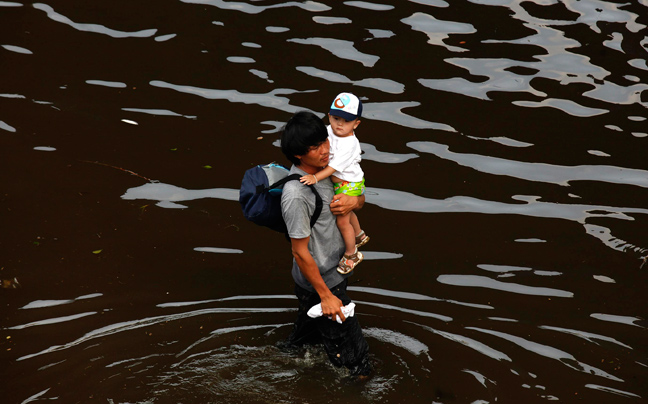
[300,92,370,274]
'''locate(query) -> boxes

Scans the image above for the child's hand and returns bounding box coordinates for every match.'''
[300,174,317,185]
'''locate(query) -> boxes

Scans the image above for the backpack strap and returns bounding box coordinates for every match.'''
[264,173,300,192]
[266,174,322,228]
[308,183,323,229]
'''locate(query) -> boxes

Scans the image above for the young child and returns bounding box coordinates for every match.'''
[300,92,369,274]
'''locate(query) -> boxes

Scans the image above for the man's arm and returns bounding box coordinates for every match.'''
[330,194,365,216]
[290,237,346,322]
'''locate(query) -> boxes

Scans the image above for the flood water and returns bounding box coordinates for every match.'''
[2,1,648,403]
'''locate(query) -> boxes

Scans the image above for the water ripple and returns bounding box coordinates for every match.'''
[585,384,642,399]
[149,80,455,131]
[513,98,609,117]
[401,12,475,53]
[2,44,32,54]
[363,327,429,357]
[539,325,632,350]
[470,0,645,34]
[180,0,331,14]
[17,306,294,361]
[227,56,256,63]
[468,327,623,382]
[149,80,307,115]
[313,16,351,25]
[7,1,648,402]
[590,313,645,328]
[0,120,17,132]
[296,66,405,94]
[363,102,456,131]
[121,182,238,208]
[412,322,512,362]
[120,180,648,256]
[349,285,493,309]
[194,247,243,254]
[408,141,648,189]
[122,107,197,119]
[21,293,104,310]
[437,274,574,298]
[86,80,127,88]
[345,1,394,11]
[411,0,448,7]
[359,142,418,164]
[367,187,647,224]
[9,312,97,330]
[33,3,157,38]
[287,37,380,67]
[359,300,453,322]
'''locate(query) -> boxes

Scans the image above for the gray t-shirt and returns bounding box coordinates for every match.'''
[281,165,347,292]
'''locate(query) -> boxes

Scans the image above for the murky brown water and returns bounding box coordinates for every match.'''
[2,1,648,403]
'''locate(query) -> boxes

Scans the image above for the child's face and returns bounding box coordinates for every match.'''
[328,114,360,138]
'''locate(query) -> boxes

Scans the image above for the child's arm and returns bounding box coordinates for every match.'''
[300,165,336,185]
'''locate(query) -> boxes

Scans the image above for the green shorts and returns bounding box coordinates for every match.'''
[334,178,365,196]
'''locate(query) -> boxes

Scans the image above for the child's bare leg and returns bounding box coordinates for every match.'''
[336,213,356,256]
[349,211,370,248]
[349,211,361,236]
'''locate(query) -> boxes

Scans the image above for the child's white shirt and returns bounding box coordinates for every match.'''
[327,125,364,183]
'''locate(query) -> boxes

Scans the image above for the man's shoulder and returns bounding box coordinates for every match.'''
[283,166,304,194]
[282,177,331,207]
[282,174,309,205]
[282,179,302,196]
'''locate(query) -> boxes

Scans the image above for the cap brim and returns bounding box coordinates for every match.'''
[329,109,358,121]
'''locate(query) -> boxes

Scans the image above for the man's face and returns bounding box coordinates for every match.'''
[297,138,330,169]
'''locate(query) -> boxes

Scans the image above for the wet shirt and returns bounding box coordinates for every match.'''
[281,165,347,292]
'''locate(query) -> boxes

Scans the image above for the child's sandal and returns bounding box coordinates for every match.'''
[337,249,363,275]
[355,231,370,249]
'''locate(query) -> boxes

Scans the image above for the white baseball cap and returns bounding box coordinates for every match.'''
[329,92,362,121]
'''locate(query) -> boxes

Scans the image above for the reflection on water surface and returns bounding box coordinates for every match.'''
[2,0,647,403]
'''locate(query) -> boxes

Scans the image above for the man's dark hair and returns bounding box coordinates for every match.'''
[281,111,328,166]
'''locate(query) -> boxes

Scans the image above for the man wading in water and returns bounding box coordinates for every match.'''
[279,110,371,376]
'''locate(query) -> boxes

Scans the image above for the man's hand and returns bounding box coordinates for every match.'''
[320,292,346,322]
[330,194,365,216]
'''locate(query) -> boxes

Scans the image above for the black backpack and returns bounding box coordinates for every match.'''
[239,163,322,235]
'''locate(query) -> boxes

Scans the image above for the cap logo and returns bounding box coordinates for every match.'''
[334,94,351,109]
[329,92,361,119]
